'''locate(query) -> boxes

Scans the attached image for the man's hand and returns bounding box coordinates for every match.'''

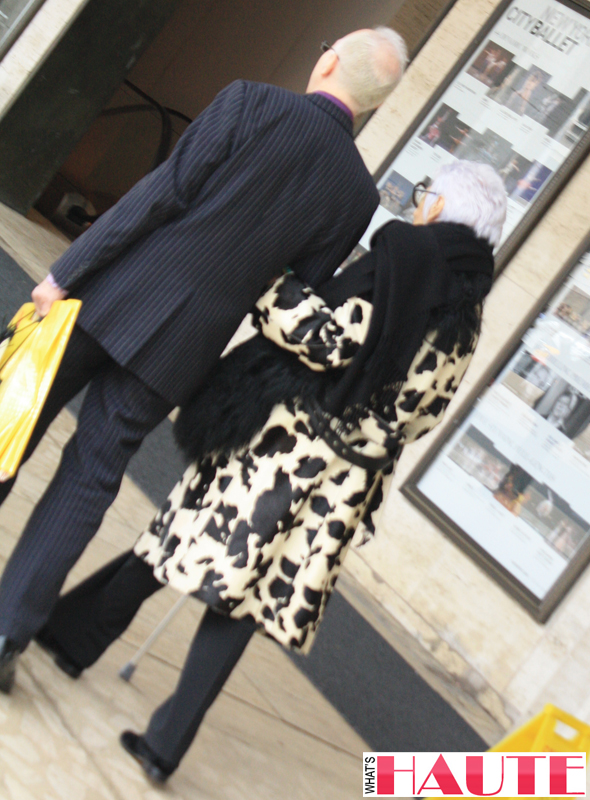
[32,277,67,317]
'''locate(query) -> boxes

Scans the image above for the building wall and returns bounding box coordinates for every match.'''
[350,0,590,742]
[127,0,404,110]
[0,0,89,118]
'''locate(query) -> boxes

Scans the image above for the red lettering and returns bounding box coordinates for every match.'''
[418,754,463,795]
[506,755,545,794]
[377,755,415,795]
[549,755,585,796]
[466,755,504,796]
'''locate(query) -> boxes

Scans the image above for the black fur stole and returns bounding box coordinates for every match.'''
[174,221,494,462]
[173,335,338,462]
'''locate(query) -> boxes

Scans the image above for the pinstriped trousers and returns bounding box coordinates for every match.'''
[0,325,173,648]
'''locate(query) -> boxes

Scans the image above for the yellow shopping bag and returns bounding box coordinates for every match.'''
[0,299,81,479]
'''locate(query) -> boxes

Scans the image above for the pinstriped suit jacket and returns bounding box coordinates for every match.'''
[51,80,379,405]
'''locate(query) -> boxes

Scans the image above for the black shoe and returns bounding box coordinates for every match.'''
[0,636,20,694]
[120,730,175,784]
[33,627,83,679]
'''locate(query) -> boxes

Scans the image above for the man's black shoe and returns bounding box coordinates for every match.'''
[34,627,83,679]
[120,730,175,784]
[0,636,20,694]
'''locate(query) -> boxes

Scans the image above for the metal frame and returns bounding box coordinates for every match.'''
[0,0,47,61]
[402,229,590,622]
[372,0,590,275]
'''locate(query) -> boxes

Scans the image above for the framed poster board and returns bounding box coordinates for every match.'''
[353,0,590,274]
[402,233,590,621]
[0,0,47,60]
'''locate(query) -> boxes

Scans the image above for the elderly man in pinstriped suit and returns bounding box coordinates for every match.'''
[0,27,407,693]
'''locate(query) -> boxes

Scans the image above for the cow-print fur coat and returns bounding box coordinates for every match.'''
[134,273,477,652]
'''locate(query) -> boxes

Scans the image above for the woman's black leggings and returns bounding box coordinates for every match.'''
[42,550,256,770]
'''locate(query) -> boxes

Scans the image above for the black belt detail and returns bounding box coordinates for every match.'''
[304,396,396,471]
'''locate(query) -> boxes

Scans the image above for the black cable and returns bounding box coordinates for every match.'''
[123,80,173,171]
[165,107,193,125]
[100,104,156,117]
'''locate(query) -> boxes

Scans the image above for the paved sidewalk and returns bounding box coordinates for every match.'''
[0,393,367,800]
[0,205,367,799]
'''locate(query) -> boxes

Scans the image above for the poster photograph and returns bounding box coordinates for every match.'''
[356,0,590,270]
[404,244,590,619]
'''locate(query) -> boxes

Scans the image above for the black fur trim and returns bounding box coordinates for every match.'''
[173,336,336,461]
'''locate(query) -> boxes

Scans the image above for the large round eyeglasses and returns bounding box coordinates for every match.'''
[412,182,438,208]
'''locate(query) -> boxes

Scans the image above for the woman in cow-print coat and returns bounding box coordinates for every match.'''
[38,161,507,780]
[132,271,476,652]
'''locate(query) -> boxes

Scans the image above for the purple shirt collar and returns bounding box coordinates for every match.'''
[312,91,353,121]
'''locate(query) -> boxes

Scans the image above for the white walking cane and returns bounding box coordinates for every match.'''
[118,501,221,682]
[118,595,189,681]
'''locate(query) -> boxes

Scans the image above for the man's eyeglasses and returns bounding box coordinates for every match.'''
[320,40,332,53]
[412,182,438,208]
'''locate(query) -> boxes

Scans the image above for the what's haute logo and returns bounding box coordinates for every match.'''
[363,752,586,797]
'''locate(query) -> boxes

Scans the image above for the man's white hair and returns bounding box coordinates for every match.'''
[423,160,507,247]
[333,27,408,113]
